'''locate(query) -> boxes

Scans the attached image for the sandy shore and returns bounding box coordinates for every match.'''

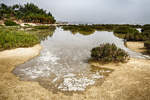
[0,43,150,100]
[126,41,146,53]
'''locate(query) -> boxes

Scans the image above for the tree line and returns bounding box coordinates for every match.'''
[0,3,56,24]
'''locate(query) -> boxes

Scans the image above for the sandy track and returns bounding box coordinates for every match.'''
[0,43,150,100]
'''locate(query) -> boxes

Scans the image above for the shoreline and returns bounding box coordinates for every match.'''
[0,44,42,66]
[0,42,150,100]
[0,19,146,27]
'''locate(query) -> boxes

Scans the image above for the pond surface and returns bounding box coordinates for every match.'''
[13,27,148,92]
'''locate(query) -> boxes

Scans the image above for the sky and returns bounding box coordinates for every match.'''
[1,0,150,24]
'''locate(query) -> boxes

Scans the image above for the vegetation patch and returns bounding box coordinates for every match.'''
[114,26,147,41]
[26,26,56,41]
[22,13,55,24]
[144,41,150,54]
[24,24,32,27]
[124,33,145,41]
[0,29,40,51]
[114,26,138,34]
[141,25,150,40]
[34,25,50,29]
[4,20,19,26]
[61,24,142,36]
[141,25,150,54]
[0,3,55,24]
[144,41,150,49]
[113,25,150,55]
[141,24,150,32]
[91,43,129,63]
[62,25,95,35]
[0,25,56,51]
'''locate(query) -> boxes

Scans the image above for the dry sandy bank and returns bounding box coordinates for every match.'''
[126,41,146,53]
[0,43,150,100]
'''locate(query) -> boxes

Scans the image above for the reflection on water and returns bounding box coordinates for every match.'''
[25,26,56,41]
[13,27,149,92]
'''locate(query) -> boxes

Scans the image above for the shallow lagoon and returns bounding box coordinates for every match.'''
[13,27,149,92]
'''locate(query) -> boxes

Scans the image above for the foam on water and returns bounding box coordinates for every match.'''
[58,77,95,91]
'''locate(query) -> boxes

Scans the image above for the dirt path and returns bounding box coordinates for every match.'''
[0,43,150,100]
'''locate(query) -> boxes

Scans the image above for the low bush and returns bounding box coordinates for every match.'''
[24,24,31,26]
[144,41,150,54]
[61,25,142,35]
[90,25,114,31]
[141,25,150,40]
[141,25,150,32]
[124,33,146,41]
[34,25,50,29]
[113,26,147,41]
[144,41,150,49]
[0,29,40,50]
[62,25,95,35]
[4,20,19,26]
[114,26,139,34]
[26,26,56,41]
[147,50,150,54]
[91,43,129,63]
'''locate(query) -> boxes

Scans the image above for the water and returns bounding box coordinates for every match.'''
[1,0,150,24]
[13,27,149,92]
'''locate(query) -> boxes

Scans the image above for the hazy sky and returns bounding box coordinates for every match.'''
[1,0,150,24]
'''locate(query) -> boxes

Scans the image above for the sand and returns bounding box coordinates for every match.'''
[126,41,146,53]
[0,43,150,100]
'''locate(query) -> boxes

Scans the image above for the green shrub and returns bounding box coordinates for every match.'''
[23,13,56,24]
[141,25,150,32]
[24,24,31,26]
[34,25,50,29]
[114,26,139,34]
[141,31,150,40]
[144,41,150,49]
[124,33,146,41]
[26,26,56,41]
[114,26,130,34]
[4,20,18,26]
[91,25,114,31]
[147,51,150,54]
[113,26,147,41]
[0,3,56,24]
[91,43,129,63]
[144,41,150,54]
[0,29,40,50]
[62,25,95,35]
